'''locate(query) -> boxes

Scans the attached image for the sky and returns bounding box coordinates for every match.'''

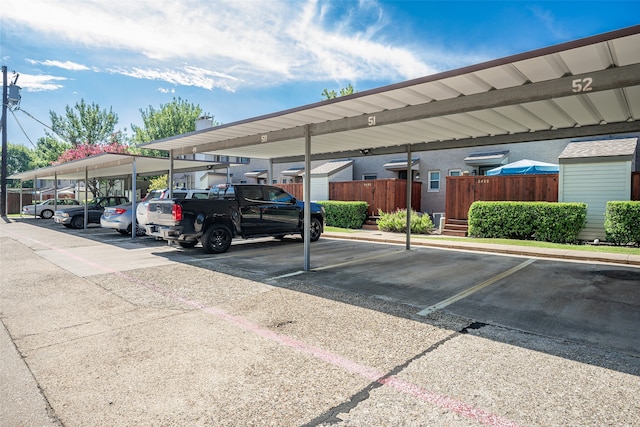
[1,0,639,149]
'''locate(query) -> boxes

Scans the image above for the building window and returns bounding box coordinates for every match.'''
[449,169,462,176]
[428,171,440,191]
[363,174,377,180]
[235,157,250,164]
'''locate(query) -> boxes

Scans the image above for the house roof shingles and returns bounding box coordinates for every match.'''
[559,138,638,161]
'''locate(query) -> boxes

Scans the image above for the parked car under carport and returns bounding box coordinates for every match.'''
[100,203,146,236]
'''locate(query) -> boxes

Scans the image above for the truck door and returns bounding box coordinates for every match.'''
[238,186,266,235]
[262,187,300,233]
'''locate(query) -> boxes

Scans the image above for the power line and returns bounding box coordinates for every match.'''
[9,109,37,149]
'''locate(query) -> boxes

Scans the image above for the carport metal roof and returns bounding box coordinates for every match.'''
[9,153,221,181]
[140,26,640,271]
[142,26,640,162]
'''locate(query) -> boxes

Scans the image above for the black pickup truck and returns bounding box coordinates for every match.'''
[145,184,325,253]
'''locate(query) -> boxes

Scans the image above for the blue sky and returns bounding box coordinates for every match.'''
[1,0,639,149]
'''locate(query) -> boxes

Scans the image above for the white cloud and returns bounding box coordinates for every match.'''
[3,0,437,90]
[27,59,90,71]
[14,74,68,92]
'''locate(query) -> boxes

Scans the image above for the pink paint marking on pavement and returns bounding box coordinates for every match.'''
[6,229,523,427]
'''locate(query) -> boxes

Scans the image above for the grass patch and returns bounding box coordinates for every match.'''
[414,235,640,255]
[325,226,358,233]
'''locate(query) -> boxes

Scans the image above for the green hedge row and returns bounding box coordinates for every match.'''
[318,201,368,229]
[377,209,434,234]
[605,201,640,246]
[467,201,587,244]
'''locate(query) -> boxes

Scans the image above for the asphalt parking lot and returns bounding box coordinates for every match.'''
[2,217,640,426]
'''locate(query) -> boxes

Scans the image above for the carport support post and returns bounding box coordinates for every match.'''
[131,158,137,239]
[84,166,88,230]
[54,172,58,212]
[32,176,36,218]
[303,124,311,271]
[405,144,412,250]
[168,149,174,198]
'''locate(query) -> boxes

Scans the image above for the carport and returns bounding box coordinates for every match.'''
[9,153,223,236]
[141,26,640,270]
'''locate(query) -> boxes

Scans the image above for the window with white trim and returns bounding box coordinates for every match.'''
[363,174,377,180]
[449,169,462,176]
[428,170,440,191]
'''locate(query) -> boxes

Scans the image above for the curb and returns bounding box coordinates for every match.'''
[323,233,640,267]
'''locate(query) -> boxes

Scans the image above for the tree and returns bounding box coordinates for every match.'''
[0,143,35,188]
[54,131,131,197]
[148,174,169,191]
[32,136,72,168]
[46,99,130,197]
[49,99,119,147]
[321,83,355,100]
[131,97,211,147]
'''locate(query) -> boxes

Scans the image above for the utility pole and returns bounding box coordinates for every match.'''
[1,65,8,217]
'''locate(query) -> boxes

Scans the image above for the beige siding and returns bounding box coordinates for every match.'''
[559,161,632,240]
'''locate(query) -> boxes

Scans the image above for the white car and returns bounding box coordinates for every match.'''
[22,198,80,219]
[136,188,210,228]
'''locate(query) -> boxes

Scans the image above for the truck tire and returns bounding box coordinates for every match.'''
[303,217,322,242]
[201,223,232,254]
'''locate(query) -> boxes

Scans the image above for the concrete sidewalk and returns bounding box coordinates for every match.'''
[323,228,640,266]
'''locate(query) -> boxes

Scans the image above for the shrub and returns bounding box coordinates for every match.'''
[318,201,368,229]
[468,201,586,244]
[377,209,434,234]
[605,201,640,246]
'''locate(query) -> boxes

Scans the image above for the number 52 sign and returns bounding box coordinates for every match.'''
[572,77,593,93]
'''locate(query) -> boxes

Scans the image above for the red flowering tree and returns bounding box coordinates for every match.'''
[54,131,134,197]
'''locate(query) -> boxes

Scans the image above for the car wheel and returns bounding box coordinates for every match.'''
[201,223,232,254]
[71,216,85,229]
[40,209,54,219]
[302,217,322,242]
[136,226,147,236]
[178,241,197,248]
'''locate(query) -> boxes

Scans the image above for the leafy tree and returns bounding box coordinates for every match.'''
[32,136,72,168]
[53,131,131,197]
[49,99,119,147]
[131,97,212,149]
[321,83,355,100]
[4,143,34,175]
[2,143,35,187]
[148,174,169,191]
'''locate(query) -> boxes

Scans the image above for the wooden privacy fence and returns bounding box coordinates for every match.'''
[7,192,36,214]
[445,174,559,221]
[633,172,640,200]
[277,179,421,217]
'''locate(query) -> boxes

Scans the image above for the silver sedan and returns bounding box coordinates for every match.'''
[100,203,146,236]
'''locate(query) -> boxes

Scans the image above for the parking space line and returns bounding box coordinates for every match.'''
[311,250,404,271]
[417,258,537,316]
[269,271,306,280]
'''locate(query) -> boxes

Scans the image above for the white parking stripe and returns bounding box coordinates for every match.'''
[311,250,404,271]
[417,258,537,316]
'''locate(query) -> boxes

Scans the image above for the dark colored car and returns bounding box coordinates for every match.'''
[53,196,129,229]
